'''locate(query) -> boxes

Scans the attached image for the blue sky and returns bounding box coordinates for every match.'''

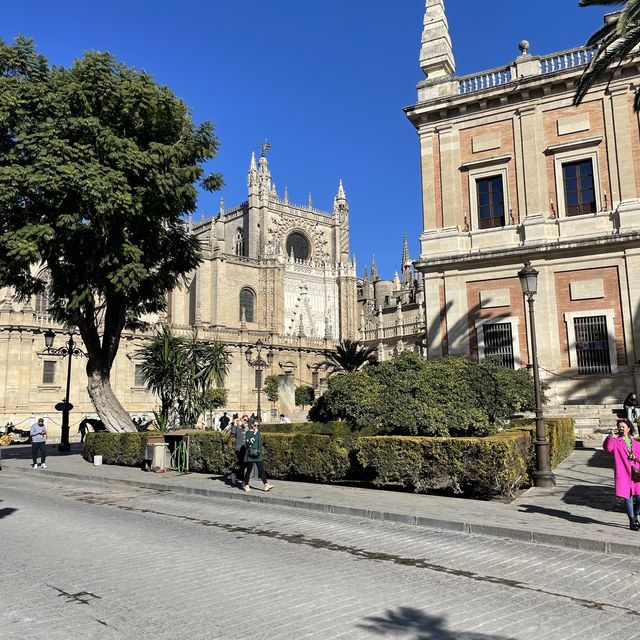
[2,1,610,278]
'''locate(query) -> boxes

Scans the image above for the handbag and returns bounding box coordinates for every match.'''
[248,447,260,458]
[632,465,640,483]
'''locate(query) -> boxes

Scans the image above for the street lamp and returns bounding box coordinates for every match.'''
[42,328,88,452]
[518,261,555,488]
[245,338,274,421]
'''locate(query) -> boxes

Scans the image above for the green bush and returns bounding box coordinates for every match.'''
[187,432,236,474]
[295,385,315,408]
[83,432,148,466]
[509,417,575,469]
[310,352,537,437]
[261,421,352,437]
[355,432,531,499]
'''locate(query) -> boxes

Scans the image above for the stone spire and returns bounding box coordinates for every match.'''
[371,256,379,282]
[401,234,413,286]
[419,0,455,79]
[401,234,410,266]
[336,179,346,201]
[219,197,225,216]
[247,151,258,189]
[363,266,369,281]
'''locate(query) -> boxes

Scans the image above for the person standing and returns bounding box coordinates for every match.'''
[603,420,640,530]
[219,412,230,432]
[30,417,47,469]
[229,417,246,486]
[279,414,292,424]
[243,420,273,493]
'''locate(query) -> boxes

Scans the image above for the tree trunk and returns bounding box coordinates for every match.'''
[86,364,136,433]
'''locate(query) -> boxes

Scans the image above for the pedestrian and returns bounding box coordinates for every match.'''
[229,417,247,486]
[603,419,640,530]
[30,417,47,469]
[279,413,292,424]
[243,419,273,493]
[623,392,640,423]
[219,412,230,432]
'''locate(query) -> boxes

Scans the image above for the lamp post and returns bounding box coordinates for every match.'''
[42,328,88,452]
[518,261,555,488]
[244,339,274,421]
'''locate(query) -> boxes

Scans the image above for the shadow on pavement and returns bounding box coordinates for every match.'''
[358,606,514,640]
[517,503,621,527]
[0,443,84,461]
[0,507,18,519]
[586,449,613,469]
[561,485,621,512]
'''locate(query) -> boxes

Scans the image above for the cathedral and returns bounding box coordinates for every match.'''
[0,151,359,436]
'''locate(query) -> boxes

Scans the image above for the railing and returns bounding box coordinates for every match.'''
[459,66,512,94]
[540,47,596,75]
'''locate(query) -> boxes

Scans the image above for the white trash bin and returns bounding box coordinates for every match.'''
[94,454,103,466]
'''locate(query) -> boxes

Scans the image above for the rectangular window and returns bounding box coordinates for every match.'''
[562,159,596,216]
[483,322,515,369]
[134,364,145,387]
[42,360,56,385]
[476,176,505,229]
[574,315,611,374]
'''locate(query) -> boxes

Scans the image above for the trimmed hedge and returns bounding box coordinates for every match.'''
[355,432,531,499]
[83,432,148,466]
[508,417,575,469]
[82,418,574,499]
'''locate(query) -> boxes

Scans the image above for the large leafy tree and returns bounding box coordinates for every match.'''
[135,327,230,430]
[0,38,222,431]
[575,1,640,110]
[325,339,377,373]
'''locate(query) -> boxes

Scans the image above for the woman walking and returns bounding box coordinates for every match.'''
[603,419,640,530]
[243,420,273,493]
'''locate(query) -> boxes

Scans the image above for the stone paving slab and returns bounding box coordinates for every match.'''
[2,441,637,556]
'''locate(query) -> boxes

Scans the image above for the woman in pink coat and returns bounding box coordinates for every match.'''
[603,419,640,530]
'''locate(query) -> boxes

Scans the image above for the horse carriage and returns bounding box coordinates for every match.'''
[0,423,31,446]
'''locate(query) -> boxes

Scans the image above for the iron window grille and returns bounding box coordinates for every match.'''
[574,315,611,374]
[483,322,515,369]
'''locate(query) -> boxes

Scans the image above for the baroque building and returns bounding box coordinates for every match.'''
[407,1,640,406]
[0,151,358,438]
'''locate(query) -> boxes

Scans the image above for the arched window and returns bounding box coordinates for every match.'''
[34,269,51,317]
[239,288,255,323]
[286,232,310,261]
[234,228,245,256]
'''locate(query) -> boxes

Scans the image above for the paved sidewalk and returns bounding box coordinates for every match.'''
[2,442,636,556]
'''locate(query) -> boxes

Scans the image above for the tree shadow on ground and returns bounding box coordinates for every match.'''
[0,507,18,519]
[0,442,84,461]
[358,606,515,640]
[517,503,622,526]
[561,485,622,512]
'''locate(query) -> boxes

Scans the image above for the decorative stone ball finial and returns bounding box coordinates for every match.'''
[518,40,530,55]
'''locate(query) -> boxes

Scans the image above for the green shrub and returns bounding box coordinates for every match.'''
[261,421,352,437]
[83,432,148,466]
[355,432,531,499]
[187,432,236,474]
[310,352,536,437]
[295,385,315,408]
[509,417,575,469]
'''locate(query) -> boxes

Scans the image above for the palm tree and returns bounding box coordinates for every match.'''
[135,326,229,429]
[325,339,377,373]
[575,1,640,111]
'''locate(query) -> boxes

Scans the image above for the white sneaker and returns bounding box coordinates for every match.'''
[32,463,39,469]
[40,463,47,469]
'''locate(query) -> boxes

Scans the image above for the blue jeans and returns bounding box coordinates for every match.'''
[625,495,640,520]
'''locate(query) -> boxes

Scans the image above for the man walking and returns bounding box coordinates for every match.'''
[229,416,247,486]
[30,417,47,469]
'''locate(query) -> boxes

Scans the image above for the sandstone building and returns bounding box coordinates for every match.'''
[407,1,640,406]
[0,152,358,437]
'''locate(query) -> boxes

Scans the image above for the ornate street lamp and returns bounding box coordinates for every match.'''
[518,261,555,488]
[245,339,274,421]
[42,328,88,452]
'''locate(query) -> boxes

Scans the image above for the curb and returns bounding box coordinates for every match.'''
[11,465,640,558]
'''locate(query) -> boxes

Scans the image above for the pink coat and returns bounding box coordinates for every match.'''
[603,436,640,498]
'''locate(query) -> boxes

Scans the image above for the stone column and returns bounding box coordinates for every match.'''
[517,104,548,218]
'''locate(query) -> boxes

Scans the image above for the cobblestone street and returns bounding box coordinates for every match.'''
[2,469,640,639]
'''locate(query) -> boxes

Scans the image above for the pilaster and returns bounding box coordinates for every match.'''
[517,104,548,217]
[438,126,461,229]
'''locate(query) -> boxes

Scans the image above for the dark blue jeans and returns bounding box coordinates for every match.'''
[31,441,46,465]
[625,495,640,520]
